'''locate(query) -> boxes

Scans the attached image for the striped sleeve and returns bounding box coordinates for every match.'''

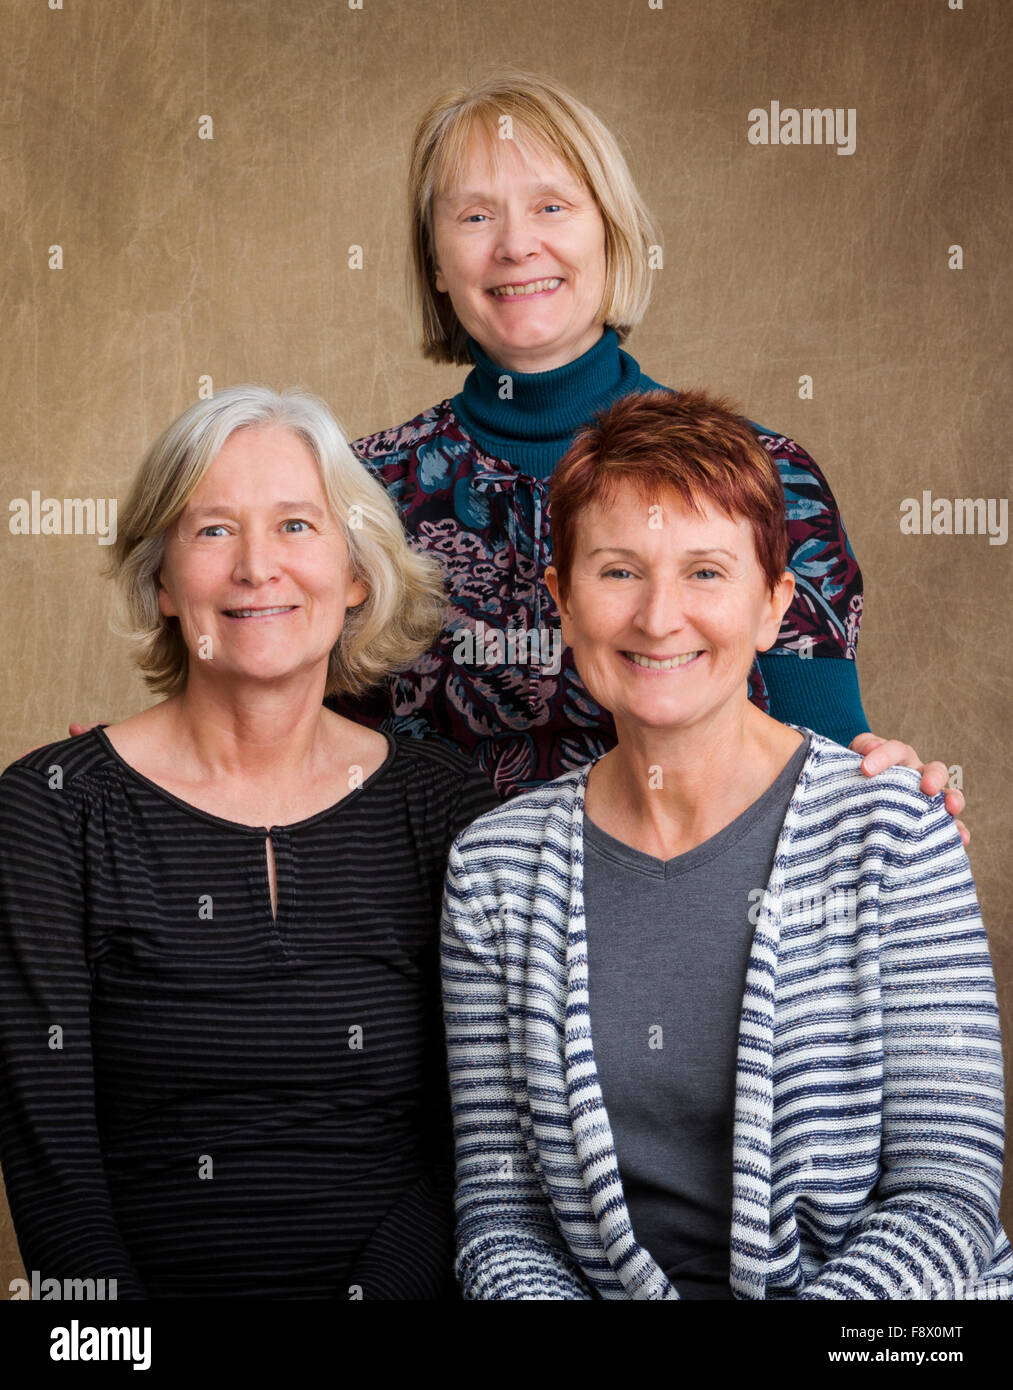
[446,765,503,842]
[440,838,593,1300]
[798,796,1006,1300]
[415,762,501,1195]
[341,764,502,1300]
[0,764,147,1297]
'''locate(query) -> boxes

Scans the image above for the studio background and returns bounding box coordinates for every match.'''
[2,0,1010,1291]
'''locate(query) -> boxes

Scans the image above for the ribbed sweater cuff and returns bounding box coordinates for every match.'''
[757,653,870,749]
[456,1234,593,1300]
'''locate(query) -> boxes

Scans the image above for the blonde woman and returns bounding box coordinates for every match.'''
[325,69,969,843]
[0,386,497,1299]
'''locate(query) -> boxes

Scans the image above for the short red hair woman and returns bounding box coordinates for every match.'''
[440,386,1012,1301]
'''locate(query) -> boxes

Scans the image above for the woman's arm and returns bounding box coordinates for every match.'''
[340,764,503,1300]
[424,766,505,1197]
[418,761,503,1208]
[0,764,147,1297]
[755,430,867,745]
[440,839,594,1300]
[797,793,1006,1300]
[757,432,969,840]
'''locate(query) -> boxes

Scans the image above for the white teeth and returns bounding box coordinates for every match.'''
[625,651,700,670]
[491,278,562,297]
[227,606,293,618]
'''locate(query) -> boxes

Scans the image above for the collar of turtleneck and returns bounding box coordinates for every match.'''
[451,326,664,479]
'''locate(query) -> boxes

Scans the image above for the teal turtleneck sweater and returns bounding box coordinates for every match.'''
[452,327,664,479]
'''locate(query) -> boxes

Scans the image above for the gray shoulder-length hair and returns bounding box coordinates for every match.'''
[105,385,447,698]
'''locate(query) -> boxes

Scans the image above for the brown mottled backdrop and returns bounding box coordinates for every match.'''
[1,0,1010,1294]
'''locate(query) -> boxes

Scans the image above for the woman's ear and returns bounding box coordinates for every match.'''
[346,575,369,610]
[544,564,574,648]
[156,569,177,619]
[756,570,796,653]
[544,564,565,616]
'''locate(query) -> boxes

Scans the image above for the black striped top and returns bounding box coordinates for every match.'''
[0,726,498,1299]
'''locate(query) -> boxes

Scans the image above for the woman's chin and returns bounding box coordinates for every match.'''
[186,659,319,688]
[479,320,577,364]
[608,693,745,736]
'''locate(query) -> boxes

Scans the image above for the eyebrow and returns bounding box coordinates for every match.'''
[187,501,328,519]
[588,546,738,560]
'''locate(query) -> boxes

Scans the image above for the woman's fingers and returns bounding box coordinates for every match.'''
[849,732,886,759]
[917,759,951,797]
[856,737,923,775]
[852,738,967,831]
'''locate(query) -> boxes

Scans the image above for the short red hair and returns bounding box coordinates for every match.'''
[548,388,787,600]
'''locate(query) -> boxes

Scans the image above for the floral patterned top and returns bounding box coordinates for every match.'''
[328,333,866,799]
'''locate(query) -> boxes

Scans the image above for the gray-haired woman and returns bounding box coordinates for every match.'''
[0,386,498,1299]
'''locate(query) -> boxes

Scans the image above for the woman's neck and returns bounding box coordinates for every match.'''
[453,325,652,477]
[586,701,804,860]
[157,671,340,784]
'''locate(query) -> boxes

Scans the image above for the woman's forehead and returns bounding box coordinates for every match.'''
[211,424,316,468]
[188,427,326,500]
[576,486,743,537]
[435,125,583,198]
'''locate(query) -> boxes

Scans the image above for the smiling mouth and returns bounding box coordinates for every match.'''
[489,277,562,297]
[623,651,703,670]
[223,606,298,619]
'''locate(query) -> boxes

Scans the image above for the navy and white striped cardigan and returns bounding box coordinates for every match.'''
[440,727,1012,1299]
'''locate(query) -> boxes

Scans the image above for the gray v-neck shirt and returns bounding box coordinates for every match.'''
[583,733,810,1300]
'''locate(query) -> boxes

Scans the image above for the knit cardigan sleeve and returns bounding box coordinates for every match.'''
[440,839,594,1300]
[796,793,1007,1300]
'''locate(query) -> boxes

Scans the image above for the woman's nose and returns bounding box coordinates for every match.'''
[494,208,540,263]
[232,533,282,587]
[637,580,686,636]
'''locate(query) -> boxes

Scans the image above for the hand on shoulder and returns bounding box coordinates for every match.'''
[850,731,967,846]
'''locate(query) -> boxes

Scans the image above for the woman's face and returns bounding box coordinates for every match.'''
[431,132,608,374]
[157,424,367,689]
[545,481,794,737]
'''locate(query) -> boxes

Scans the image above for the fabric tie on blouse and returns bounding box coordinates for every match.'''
[467,462,547,711]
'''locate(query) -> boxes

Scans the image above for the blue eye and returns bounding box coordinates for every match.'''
[541,204,563,214]
[283,520,311,533]
[693,569,719,580]
[465,213,488,223]
[198,525,228,538]
[604,567,634,580]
